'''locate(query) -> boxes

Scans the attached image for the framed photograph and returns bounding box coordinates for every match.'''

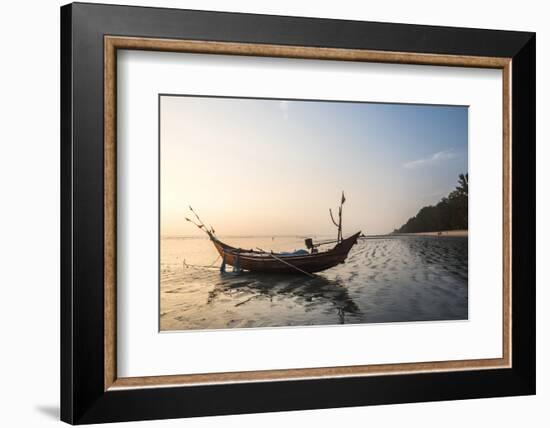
[61,2,535,424]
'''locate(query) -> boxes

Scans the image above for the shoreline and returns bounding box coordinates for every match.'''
[395,230,468,237]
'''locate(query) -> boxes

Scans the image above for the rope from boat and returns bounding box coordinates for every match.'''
[255,247,316,278]
[183,255,221,270]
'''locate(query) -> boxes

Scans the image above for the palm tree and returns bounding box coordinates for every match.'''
[396,173,468,233]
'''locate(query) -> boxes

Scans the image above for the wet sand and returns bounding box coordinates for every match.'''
[160,235,468,331]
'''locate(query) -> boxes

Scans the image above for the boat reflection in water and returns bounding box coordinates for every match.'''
[205,272,360,326]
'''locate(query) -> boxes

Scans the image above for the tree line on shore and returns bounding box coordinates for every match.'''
[394,173,468,233]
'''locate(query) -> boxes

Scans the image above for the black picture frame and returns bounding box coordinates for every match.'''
[61,2,535,424]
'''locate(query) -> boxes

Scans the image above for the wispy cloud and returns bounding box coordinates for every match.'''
[279,100,290,120]
[403,150,457,169]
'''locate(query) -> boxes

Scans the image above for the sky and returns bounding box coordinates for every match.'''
[160,95,468,237]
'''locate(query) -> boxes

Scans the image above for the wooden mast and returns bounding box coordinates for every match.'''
[338,204,342,242]
[329,191,345,243]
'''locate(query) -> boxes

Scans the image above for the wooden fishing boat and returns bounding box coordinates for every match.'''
[210,231,361,274]
[185,192,361,275]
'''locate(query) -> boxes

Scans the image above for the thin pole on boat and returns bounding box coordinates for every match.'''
[338,204,343,242]
[255,247,316,278]
[329,208,339,242]
[339,191,345,242]
[329,191,345,243]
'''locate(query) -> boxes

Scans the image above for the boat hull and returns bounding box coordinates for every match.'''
[211,232,361,274]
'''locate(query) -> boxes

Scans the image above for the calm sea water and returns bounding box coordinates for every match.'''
[160,235,468,331]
